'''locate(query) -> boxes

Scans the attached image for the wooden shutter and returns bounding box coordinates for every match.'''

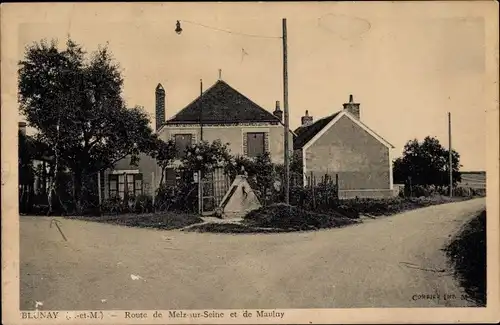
[174,134,193,158]
[243,132,248,156]
[247,132,265,157]
[264,132,269,153]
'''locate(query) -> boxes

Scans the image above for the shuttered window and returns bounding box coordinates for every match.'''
[174,134,193,158]
[246,132,265,157]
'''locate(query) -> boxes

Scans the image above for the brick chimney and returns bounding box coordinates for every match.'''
[273,101,283,121]
[301,110,313,126]
[343,94,360,119]
[18,121,27,135]
[155,83,166,131]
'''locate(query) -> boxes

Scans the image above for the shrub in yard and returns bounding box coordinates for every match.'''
[412,185,433,197]
[101,196,124,214]
[471,188,486,197]
[154,177,198,213]
[454,186,472,197]
[244,203,357,231]
[134,194,153,213]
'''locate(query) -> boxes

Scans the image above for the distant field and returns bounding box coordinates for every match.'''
[458,172,486,189]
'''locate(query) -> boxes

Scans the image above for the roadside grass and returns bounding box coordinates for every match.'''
[187,196,475,234]
[66,196,476,234]
[337,196,472,219]
[244,203,358,230]
[445,210,486,306]
[185,203,359,234]
[183,223,287,234]
[65,212,203,230]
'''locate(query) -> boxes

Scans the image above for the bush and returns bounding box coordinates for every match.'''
[134,194,153,213]
[454,187,472,197]
[101,196,124,214]
[154,179,198,213]
[471,188,486,197]
[445,210,486,306]
[244,203,357,231]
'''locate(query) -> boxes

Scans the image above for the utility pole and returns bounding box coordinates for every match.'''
[200,79,204,142]
[282,18,290,205]
[199,79,204,215]
[448,112,453,198]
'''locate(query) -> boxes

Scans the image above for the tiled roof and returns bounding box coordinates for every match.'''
[166,80,280,124]
[293,111,341,150]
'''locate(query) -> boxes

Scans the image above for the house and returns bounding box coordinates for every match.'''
[156,79,293,165]
[294,95,396,199]
[105,78,294,211]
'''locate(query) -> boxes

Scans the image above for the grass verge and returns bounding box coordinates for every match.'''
[244,203,358,231]
[328,196,472,219]
[65,212,203,230]
[444,210,486,306]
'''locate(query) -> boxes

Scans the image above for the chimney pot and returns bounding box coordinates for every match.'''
[343,94,360,119]
[155,83,166,131]
[301,110,313,126]
[273,100,283,121]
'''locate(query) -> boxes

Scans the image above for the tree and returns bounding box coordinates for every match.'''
[182,140,232,175]
[149,137,176,187]
[18,39,156,212]
[393,136,461,187]
[19,131,35,212]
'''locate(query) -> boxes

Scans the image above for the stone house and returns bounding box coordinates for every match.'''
[294,95,396,199]
[104,78,294,210]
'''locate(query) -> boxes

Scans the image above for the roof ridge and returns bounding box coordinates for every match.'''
[295,111,341,131]
[166,79,280,124]
[167,80,222,122]
[220,81,279,121]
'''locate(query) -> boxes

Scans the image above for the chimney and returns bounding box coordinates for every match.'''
[343,94,360,119]
[301,110,313,126]
[273,100,283,121]
[18,121,27,135]
[155,83,166,131]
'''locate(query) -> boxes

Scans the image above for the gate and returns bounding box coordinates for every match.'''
[201,167,231,215]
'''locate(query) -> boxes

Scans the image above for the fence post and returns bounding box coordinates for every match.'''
[198,170,203,215]
[335,173,339,199]
[97,171,102,207]
[311,172,316,209]
[151,171,155,210]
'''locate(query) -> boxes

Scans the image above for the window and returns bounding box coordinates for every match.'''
[109,174,118,198]
[246,132,265,157]
[165,168,177,187]
[108,173,143,199]
[174,134,193,158]
[134,174,143,196]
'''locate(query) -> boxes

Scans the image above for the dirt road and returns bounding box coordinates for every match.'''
[20,198,485,310]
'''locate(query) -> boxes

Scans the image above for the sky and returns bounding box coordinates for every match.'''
[10,2,497,171]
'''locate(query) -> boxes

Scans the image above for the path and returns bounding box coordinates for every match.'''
[20,198,485,310]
